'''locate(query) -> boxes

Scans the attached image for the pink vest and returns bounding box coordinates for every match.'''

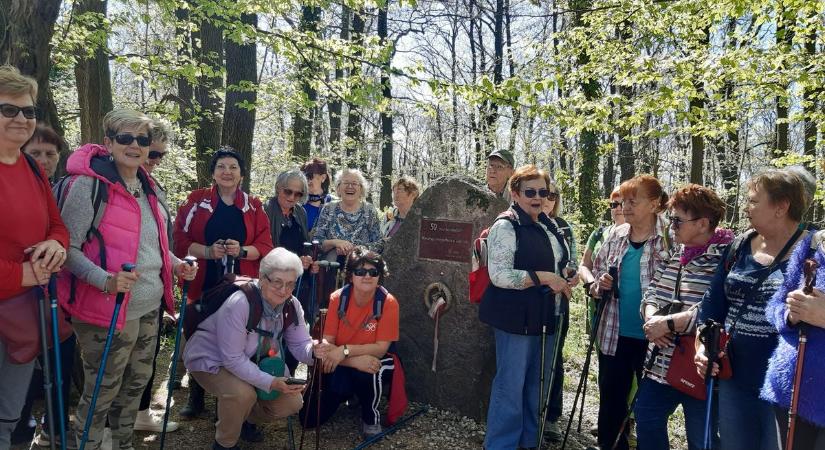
[58,144,175,330]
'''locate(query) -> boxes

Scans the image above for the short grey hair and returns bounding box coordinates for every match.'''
[786,165,816,210]
[335,168,369,202]
[151,118,174,143]
[259,247,304,280]
[275,168,309,204]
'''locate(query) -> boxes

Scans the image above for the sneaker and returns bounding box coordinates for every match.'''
[361,420,382,438]
[240,421,264,443]
[543,420,562,442]
[134,409,179,433]
[33,429,78,449]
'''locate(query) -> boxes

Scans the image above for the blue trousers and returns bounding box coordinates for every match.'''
[484,328,555,450]
[634,376,719,450]
[718,379,780,450]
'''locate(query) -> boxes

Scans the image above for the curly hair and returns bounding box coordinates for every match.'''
[668,184,727,229]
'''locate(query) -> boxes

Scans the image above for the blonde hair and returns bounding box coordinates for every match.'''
[103,108,153,138]
[393,176,420,199]
[0,65,38,102]
[748,168,809,222]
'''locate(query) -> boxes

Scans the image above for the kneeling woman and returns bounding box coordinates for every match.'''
[300,248,401,438]
[183,248,316,450]
[479,164,574,450]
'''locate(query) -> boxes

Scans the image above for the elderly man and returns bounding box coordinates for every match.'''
[486,149,514,203]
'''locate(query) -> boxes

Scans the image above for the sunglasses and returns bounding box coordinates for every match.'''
[110,133,152,147]
[522,188,556,199]
[148,150,167,160]
[353,267,380,277]
[281,188,305,199]
[609,201,622,209]
[0,103,38,119]
[668,215,702,229]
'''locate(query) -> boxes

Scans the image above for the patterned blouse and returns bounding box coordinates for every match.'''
[313,200,384,253]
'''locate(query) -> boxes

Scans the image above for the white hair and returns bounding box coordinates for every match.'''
[275,168,309,204]
[334,168,369,202]
[259,247,304,280]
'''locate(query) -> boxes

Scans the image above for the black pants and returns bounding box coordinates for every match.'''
[139,308,165,411]
[597,336,647,450]
[548,308,570,422]
[776,407,825,450]
[299,355,394,428]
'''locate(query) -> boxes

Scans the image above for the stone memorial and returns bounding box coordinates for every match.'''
[382,175,508,420]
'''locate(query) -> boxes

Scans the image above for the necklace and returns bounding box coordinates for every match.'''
[124,179,142,198]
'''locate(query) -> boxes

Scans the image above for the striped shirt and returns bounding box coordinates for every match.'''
[642,243,729,384]
[591,216,672,356]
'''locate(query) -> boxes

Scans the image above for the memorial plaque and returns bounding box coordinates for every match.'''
[418,219,474,263]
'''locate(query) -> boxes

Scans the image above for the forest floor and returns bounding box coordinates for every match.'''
[13,296,690,450]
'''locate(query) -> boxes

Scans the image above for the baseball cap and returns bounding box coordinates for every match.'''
[487,149,514,168]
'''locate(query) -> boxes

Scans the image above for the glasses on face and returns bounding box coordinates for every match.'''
[263,273,296,292]
[487,163,509,172]
[281,188,304,199]
[0,103,38,119]
[668,215,702,229]
[352,267,380,277]
[341,181,360,188]
[148,150,166,160]
[522,188,553,199]
[609,201,622,209]
[110,133,152,147]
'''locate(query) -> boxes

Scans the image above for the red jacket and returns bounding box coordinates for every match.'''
[173,186,273,301]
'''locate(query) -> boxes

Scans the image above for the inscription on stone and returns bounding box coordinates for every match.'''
[418,219,474,263]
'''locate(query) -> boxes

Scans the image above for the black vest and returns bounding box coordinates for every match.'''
[479,205,569,335]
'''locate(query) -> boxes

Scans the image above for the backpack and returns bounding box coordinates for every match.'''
[723,229,759,273]
[469,214,518,304]
[552,216,576,258]
[337,283,389,321]
[183,274,299,340]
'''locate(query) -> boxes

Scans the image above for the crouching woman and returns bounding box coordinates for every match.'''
[183,248,316,450]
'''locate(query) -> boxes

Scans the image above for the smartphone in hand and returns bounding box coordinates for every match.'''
[285,377,307,385]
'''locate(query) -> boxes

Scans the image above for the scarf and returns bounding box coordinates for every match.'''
[680,228,735,265]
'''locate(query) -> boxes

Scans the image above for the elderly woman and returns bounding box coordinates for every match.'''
[174,147,274,418]
[580,187,626,291]
[265,168,312,268]
[0,66,69,449]
[479,165,573,450]
[588,175,672,450]
[301,158,333,232]
[313,168,384,260]
[382,176,420,238]
[632,184,733,450]
[300,248,401,438]
[184,247,314,450]
[22,124,63,180]
[697,168,812,450]
[58,108,197,449]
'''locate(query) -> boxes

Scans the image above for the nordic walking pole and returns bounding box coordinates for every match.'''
[562,265,618,450]
[79,263,136,450]
[159,256,196,450]
[699,319,723,450]
[36,282,57,450]
[538,305,566,449]
[48,275,67,450]
[787,259,818,450]
[300,307,328,450]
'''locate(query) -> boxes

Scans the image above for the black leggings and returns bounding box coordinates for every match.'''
[139,308,165,411]
[776,407,825,450]
[597,336,647,450]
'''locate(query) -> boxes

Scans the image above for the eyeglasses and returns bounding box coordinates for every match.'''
[281,188,304,199]
[341,181,360,188]
[352,267,380,277]
[263,273,296,292]
[522,188,553,199]
[110,133,152,147]
[668,215,702,229]
[487,163,509,171]
[0,104,38,119]
[609,201,622,209]
[148,150,166,160]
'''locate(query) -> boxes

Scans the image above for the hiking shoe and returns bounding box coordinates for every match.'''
[179,381,205,420]
[362,420,382,438]
[134,409,179,433]
[33,429,78,449]
[240,421,264,443]
[544,420,562,442]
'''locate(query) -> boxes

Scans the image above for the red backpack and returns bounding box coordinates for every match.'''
[468,215,517,304]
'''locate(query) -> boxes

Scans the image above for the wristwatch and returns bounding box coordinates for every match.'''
[240,247,248,259]
[667,317,676,333]
[342,345,350,358]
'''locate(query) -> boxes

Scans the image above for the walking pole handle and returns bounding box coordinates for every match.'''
[115,263,136,305]
[700,319,722,381]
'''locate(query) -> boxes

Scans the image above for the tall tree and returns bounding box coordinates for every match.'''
[223,10,257,192]
[378,0,394,208]
[291,4,320,160]
[173,1,195,137]
[772,7,792,160]
[688,26,709,184]
[193,12,224,187]
[344,8,365,164]
[75,0,113,145]
[328,5,349,158]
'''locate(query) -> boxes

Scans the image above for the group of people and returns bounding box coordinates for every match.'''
[0,65,417,450]
[479,152,825,450]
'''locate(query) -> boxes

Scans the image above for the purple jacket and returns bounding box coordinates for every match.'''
[761,232,825,427]
[183,283,313,392]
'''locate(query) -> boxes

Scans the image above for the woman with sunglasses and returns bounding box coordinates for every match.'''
[173,147,274,420]
[183,248,317,450]
[0,66,69,449]
[696,168,812,450]
[587,175,672,450]
[632,184,732,450]
[479,165,574,450]
[300,248,401,438]
[58,108,197,449]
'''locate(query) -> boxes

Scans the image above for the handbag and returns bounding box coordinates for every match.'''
[666,333,732,400]
[0,286,73,364]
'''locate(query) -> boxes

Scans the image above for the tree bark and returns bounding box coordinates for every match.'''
[328,5,349,160]
[193,15,224,187]
[344,8,365,166]
[75,0,113,145]
[377,1,394,209]
[689,26,710,184]
[467,0,483,167]
[291,5,320,161]
[772,10,792,160]
[175,2,195,137]
[222,11,257,193]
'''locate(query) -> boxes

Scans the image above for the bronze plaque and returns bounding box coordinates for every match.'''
[418,219,474,263]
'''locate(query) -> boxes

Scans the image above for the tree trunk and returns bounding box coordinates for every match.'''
[482,0,504,152]
[344,9,365,166]
[328,5,349,160]
[689,26,709,184]
[377,1,394,209]
[222,11,257,193]
[193,15,224,187]
[175,3,195,133]
[291,5,320,161]
[467,0,483,168]
[75,0,113,145]
[772,10,792,160]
